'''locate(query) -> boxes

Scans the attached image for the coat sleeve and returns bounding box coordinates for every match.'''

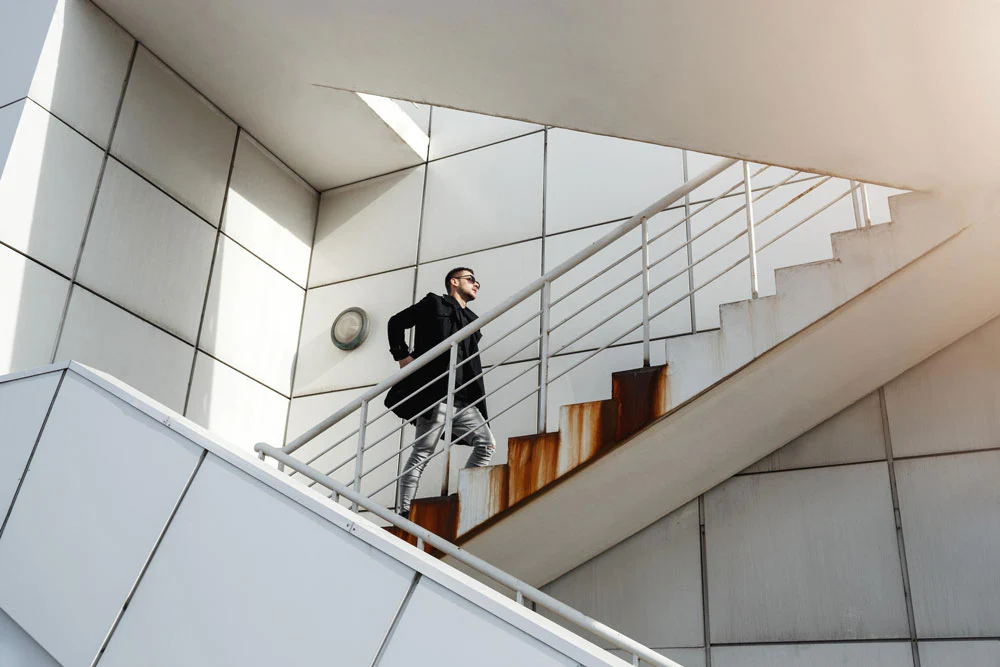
[387,295,428,360]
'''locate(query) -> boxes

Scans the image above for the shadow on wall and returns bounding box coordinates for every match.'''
[2,0,80,376]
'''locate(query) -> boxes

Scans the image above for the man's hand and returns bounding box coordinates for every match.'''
[398,356,414,369]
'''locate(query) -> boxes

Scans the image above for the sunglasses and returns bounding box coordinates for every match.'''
[454,274,480,287]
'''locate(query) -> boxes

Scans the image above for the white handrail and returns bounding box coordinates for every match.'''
[256,442,686,667]
[270,157,738,457]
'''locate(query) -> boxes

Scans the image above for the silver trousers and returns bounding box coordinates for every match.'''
[397,402,495,514]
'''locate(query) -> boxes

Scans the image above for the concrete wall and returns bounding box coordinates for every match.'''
[0,0,318,455]
[292,106,905,509]
[0,362,625,667]
[538,314,1000,667]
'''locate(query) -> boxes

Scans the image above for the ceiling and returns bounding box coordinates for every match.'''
[94,0,1000,193]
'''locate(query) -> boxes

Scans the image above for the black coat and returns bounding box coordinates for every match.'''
[384,293,488,423]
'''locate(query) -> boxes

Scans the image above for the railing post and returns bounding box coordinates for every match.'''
[860,182,872,228]
[640,216,651,367]
[742,161,759,299]
[351,400,368,511]
[440,342,459,496]
[850,179,863,230]
[537,281,551,433]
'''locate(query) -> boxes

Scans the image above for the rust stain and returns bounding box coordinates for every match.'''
[409,494,458,556]
[611,364,670,440]
[557,399,617,476]
[507,433,560,506]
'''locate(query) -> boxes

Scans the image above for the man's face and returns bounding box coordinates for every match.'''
[452,273,479,301]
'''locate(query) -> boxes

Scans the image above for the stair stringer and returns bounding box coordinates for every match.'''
[663,191,967,408]
[450,190,1000,587]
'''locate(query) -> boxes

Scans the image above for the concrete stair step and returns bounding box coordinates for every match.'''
[457,464,510,537]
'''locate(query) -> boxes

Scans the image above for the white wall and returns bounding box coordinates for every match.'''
[0,363,627,667]
[295,106,903,507]
[0,0,318,455]
[537,314,1000,667]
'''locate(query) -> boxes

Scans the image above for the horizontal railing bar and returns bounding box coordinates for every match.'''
[278,158,736,456]
[259,445,684,667]
[757,184,858,254]
[548,171,754,311]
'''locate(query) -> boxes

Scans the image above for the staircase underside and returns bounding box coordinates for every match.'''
[96,0,1000,191]
[451,192,1000,587]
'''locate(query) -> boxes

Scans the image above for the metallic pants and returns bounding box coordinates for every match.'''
[397,402,495,514]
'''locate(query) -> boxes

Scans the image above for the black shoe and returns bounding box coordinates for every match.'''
[398,509,410,521]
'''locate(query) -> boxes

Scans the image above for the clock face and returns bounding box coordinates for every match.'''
[332,308,369,350]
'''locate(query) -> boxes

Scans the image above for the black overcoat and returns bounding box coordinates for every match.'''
[384,293,488,423]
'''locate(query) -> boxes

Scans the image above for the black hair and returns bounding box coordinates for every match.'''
[445,267,475,292]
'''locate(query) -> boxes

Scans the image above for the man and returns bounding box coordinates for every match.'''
[385,267,496,518]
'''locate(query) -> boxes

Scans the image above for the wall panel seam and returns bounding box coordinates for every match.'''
[878,386,922,667]
[89,449,208,667]
[182,127,241,416]
[0,238,72,281]
[283,180,322,444]
[0,370,67,542]
[48,40,139,365]
[369,572,421,667]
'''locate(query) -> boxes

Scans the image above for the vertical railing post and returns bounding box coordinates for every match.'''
[440,342,459,496]
[640,215,651,367]
[850,179,863,230]
[742,161,759,299]
[351,400,368,512]
[682,150,697,334]
[537,281,551,433]
[860,182,872,228]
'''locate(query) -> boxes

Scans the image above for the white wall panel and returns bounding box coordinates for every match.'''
[55,287,193,416]
[705,463,908,643]
[185,352,288,457]
[0,373,201,667]
[286,387,403,509]
[0,101,20,172]
[111,46,237,224]
[98,454,413,667]
[378,577,577,667]
[0,606,61,667]
[421,133,543,261]
[428,107,541,160]
[884,316,1000,458]
[0,372,60,520]
[894,452,1000,638]
[28,0,134,146]
[199,237,303,394]
[545,129,684,234]
[743,392,885,473]
[0,0,57,107]
[294,267,415,395]
[545,343,663,432]
[223,133,316,286]
[0,99,103,274]
[77,159,216,342]
[415,241,543,367]
[920,640,1000,667]
[689,187,752,329]
[311,165,423,286]
[711,642,912,667]
[542,501,703,649]
[0,244,69,375]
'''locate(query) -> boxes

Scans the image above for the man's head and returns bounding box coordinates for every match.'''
[445,267,479,303]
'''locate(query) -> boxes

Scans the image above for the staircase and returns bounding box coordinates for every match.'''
[396,190,1000,586]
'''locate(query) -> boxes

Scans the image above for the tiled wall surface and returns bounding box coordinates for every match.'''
[0,0,318,455]
[296,103,903,506]
[539,314,1000,667]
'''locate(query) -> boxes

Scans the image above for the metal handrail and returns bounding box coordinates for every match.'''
[273,157,738,457]
[256,442,686,667]
[256,157,879,667]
